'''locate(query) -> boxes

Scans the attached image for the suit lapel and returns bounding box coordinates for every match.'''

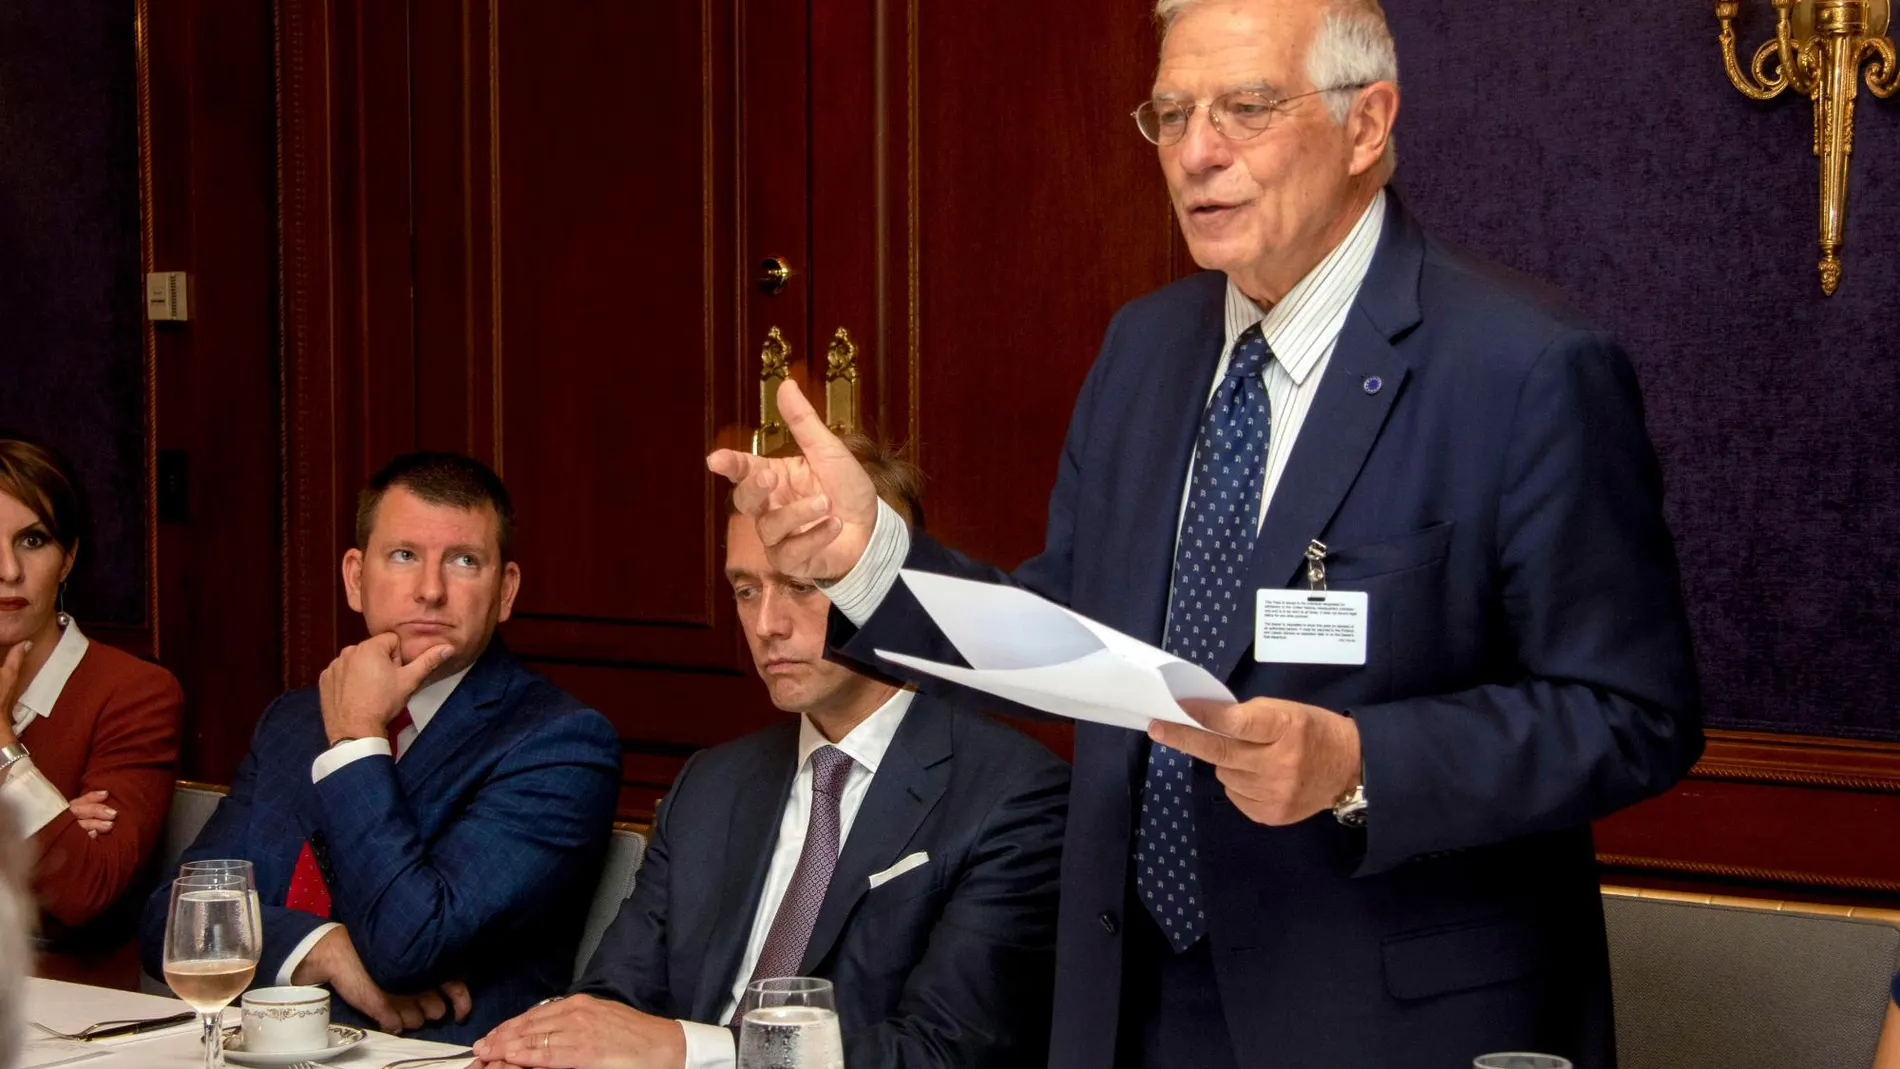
[690,723,799,1020]
[798,697,951,974]
[394,643,516,797]
[1205,195,1426,684]
[1101,273,1226,645]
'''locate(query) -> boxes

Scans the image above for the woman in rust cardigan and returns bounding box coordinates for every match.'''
[0,436,182,986]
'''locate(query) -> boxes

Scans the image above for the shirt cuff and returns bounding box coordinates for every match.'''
[679,1018,736,1069]
[311,738,392,783]
[817,497,910,626]
[2,756,71,837]
[277,922,342,986]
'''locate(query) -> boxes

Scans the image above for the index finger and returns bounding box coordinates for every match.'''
[706,448,771,485]
[1147,720,1242,769]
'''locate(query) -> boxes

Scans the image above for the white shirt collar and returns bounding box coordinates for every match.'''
[795,687,915,777]
[1222,188,1388,386]
[11,616,90,736]
[404,664,472,735]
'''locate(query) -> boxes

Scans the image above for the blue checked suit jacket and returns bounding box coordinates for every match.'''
[140,641,621,1043]
[829,194,1704,1069]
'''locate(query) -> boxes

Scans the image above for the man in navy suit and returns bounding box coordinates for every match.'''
[708,1,1702,1066]
[143,453,621,1044]
[471,436,1068,1069]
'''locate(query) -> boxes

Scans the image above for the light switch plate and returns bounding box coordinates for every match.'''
[146,271,189,321]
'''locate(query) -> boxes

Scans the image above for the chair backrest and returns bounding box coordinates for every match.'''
[574,825,648,982]
[1603,887,1900,1069]
[140,782,229,995]
[156,782,227,880]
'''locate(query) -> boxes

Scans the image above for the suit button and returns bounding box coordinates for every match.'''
[1098,911,1118,935]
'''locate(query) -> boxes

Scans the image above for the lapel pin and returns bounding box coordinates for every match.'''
[1362,375,1383,395]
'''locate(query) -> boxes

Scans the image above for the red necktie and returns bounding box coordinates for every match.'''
[285,708,414,918]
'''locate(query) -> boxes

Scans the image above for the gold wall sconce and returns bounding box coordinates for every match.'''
[1717,0,1897,294]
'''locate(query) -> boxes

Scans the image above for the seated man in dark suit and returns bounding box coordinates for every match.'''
[141,452,621,1043]
[471,436,1069,1069]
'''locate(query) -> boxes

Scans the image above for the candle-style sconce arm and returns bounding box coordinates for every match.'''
[1717,0,1894,294]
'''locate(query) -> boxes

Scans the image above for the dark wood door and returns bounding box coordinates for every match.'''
[279,0,1177,811]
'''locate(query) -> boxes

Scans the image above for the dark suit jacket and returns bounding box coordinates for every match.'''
[26,635,183,986]
[832,194,1703,1068]
[574,693,1069,1069]
[139,641,621,1043]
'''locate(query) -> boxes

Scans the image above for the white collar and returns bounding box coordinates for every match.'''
[1222,188,1388,386]
[404,664,473,734]
[795,687,915,777]
[11,616,90,736]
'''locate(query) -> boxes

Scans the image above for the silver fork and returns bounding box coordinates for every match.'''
[29,1019,145,1041]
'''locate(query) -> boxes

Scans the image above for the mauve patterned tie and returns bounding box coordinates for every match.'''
[730,745,856,1024]
[1135,322,1274,953]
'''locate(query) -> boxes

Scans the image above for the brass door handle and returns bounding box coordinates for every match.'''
[824,328,860,434]
[753,327,791,454]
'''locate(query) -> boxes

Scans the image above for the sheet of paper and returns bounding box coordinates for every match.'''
[873,570,1234,734]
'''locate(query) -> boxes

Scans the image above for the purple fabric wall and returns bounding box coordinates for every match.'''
[0,1,145,625]
[1386,3,1900,740]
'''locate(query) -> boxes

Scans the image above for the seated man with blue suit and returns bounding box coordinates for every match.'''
[142,452,621,1043]
[471,436,1069,1069]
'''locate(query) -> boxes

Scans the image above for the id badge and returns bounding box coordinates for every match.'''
[1254,589,1369,665]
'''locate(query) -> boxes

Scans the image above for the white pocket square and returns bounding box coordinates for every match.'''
[868,851,930,890]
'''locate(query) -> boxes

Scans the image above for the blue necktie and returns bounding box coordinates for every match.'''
[1135,322,1272,952]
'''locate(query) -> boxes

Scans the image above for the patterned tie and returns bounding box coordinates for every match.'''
[731,745,857,1023]
[1135,322,1273,953]
[285,708,415,918]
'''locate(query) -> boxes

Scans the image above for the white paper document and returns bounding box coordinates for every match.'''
[873,570,1235,734]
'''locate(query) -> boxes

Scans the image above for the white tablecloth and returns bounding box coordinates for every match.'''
[20,977,473,1068]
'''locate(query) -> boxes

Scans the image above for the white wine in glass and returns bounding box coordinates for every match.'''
[163,875,261,1069]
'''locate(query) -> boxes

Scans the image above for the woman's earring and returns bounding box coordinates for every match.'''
[56,580,68,624]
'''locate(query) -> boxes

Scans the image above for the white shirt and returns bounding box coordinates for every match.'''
[826,190,1389,626]
[278,663,472,984]
[677,688,915,1069]
[2,617,92,838]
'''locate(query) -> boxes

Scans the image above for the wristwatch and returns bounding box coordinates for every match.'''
[1332,765,1368,828]
[0,742,30,778]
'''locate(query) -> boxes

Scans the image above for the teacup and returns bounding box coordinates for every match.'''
[239,985,330,1053]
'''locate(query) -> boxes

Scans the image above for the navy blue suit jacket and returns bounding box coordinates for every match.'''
[574,694,1069,1069]
[832,196,1703,1068]
[140,641,621,1044]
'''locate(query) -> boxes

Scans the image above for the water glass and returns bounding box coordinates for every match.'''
[1475,1055,1573,1069]
[738,977,843,1069]
[163,874,262,1069]
[180,861,262,937]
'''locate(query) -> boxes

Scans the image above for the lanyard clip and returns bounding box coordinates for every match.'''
[1304,540,1329,591]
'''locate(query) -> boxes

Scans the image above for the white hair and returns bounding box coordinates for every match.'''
[1156,0,1400,151]
[0,802,30,1069]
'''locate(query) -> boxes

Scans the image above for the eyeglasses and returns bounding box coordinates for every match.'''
[1131,84,1370,146]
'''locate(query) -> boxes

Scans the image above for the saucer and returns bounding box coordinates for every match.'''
[222,1023,367,1065]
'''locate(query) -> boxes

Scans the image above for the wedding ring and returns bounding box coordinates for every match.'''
[542,1031,552,1052]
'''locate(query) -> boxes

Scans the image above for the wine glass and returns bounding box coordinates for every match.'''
[1475,1055,1573,1069]
[163,874,261,1069]
[180,860,262,939]
[737,977,842,1069]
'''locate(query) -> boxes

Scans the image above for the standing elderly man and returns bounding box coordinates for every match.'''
[709,0,1701,1066]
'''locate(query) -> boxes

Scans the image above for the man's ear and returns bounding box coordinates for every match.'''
[496,560,521,623]
[342,548,366,614]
